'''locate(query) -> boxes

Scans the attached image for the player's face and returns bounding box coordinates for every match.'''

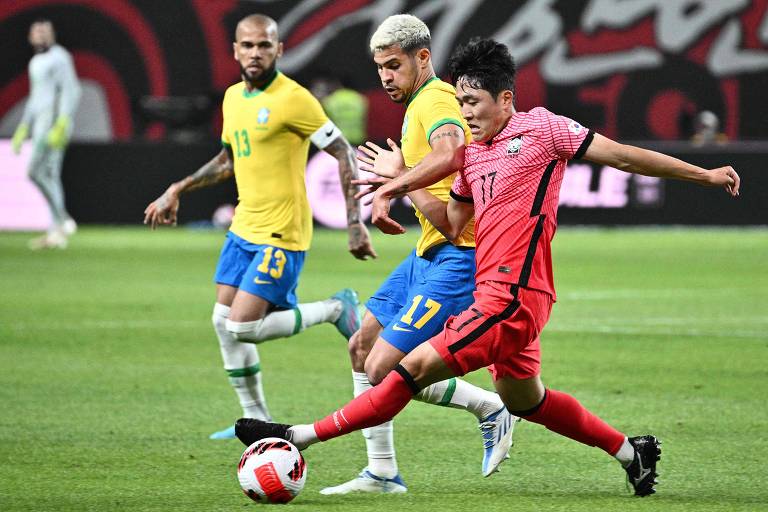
[455,78,513,143]
[373,45,420,104]
[233,21,283,84]
[28,22,54,52]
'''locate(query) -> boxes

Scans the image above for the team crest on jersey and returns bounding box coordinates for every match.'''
[568,120,583,135]
[257,107,270,125]
[506,136,523,156]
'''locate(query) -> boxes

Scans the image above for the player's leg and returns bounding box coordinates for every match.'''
[494,376,660,496]
[320,260,411,495]
[45,146,76,235]
[489,286,660,496]
[209,237,272,439]
[226,245,359,342]
[235,340,456,449]
[368,245,515,476]
[26,143,67,249]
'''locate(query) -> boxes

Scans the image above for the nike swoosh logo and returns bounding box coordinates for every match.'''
[324,128,334,137]
[253,278,272,285]
[634,455,651,484]
[391,324,413,332]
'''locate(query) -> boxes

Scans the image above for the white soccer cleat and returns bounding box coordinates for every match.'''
[479,406,518,477]
[28,230,68,250]
[60,218,77,236]
[319,468,407,495]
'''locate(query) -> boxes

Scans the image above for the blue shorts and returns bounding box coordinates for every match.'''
[366,243,476,353]
[214,231,305,309]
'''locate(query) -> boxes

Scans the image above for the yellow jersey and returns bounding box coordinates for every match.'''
[221,72,329,251]
[400,77,475,256]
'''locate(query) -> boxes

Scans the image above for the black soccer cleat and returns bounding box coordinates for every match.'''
[624,435,662,497]
[235,418,294,447]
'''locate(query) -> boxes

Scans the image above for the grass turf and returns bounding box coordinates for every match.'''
[1,226,766,511]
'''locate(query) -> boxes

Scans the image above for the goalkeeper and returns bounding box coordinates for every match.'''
[12,19,81,249]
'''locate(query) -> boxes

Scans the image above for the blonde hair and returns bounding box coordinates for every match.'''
[369,14,430,53]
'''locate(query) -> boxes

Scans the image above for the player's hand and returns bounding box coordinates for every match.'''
[371,189,406,235]
[46,116,70,149]
[357,139,406,178]
[706,166,740,197]
[143,186,180,229]
[347,222,377,260]
[352,176,390,203]
[11,123,28,154]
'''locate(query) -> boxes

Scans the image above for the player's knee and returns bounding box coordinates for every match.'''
[225,318,266,343]
[363,359,389,386]
[347,330,370,368]
[212,303,231,335]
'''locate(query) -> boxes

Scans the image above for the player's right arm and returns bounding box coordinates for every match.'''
[143,145,234,229]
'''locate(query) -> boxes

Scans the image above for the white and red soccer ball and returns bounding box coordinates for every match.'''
[237,438,307,503]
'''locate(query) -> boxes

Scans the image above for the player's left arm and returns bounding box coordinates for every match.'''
[323,134,377,260]
[47,49,82,149]
[583,133,740,197]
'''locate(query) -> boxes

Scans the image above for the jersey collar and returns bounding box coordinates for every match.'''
[242,70,280,98]
[405,76,439,107]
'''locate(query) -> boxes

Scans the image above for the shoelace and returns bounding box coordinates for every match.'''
[478,421,499,449]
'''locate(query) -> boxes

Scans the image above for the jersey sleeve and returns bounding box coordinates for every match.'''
[284,86,330,140]
[450,170,473,203]
[537,107,594,160]
[417,89,466,144]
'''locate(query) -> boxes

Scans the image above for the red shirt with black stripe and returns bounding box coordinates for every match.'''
[450,107,593,300]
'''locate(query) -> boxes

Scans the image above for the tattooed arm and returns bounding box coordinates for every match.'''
[143,146,234,229]
[323,136,377,260]
[369,124,466,235]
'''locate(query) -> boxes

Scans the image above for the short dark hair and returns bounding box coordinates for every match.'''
[448,38,516,99]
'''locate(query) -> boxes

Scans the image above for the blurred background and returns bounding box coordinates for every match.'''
[1,0,767,229]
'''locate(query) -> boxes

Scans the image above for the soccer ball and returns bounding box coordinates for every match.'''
[237,437,307,503]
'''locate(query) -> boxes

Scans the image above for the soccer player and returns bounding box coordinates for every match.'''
[234,38,741,497]
[143,14,376,440]
[319,15,515,495]
[12,19,81,250]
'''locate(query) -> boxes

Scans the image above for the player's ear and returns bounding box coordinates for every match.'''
[276,41,284,59]
[232,41,238,60]
[416,48,430,68]
[500,90,514,110]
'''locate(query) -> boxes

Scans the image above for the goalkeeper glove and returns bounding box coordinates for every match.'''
[12,123,29,154]
[47,116,71,149]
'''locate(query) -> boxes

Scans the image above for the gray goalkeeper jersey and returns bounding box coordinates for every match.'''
[21,44,81,138]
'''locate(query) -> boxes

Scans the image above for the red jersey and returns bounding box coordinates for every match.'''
[450,107,593,300]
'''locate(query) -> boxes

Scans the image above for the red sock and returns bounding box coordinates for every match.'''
[313,369,414,441]
[524,389,625,455]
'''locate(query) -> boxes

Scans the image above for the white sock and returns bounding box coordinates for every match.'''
[212,303,271,420]
[288,424,320,450]
[614,437,635,467]
[226,300,342,343]
[353,371,398,478]
[416,378,503,420]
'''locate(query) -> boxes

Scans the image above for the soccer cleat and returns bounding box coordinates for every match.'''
[319,468,407,495]
[60,218,77,236]
[624,435,662,497]
[235,418,293,447]
[479,406,518,477]
[331,288,361,340]
[28,231,67,250]
[209,425,236,440]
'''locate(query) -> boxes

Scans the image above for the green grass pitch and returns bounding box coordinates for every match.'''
[1,226,766,511]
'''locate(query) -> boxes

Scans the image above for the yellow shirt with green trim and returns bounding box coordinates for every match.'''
[400,77,475,256]
[221,72,328,251]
